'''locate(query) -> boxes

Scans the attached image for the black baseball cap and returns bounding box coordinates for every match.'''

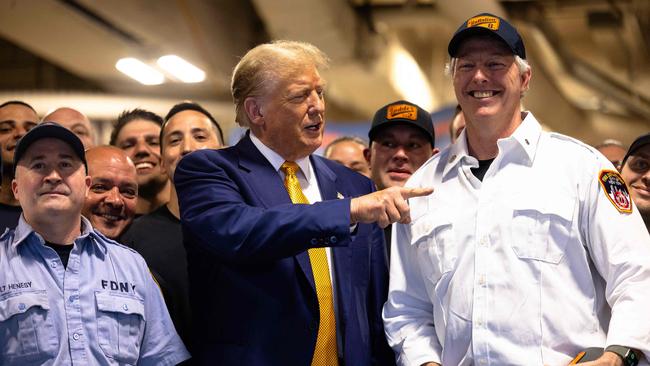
[622,132,650,168]
[13,122,87,174]
[368,100,435,147]
[448,13,526,59]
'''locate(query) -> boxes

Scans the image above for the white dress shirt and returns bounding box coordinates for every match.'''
[383,112,650,366]
[250,133,341,350]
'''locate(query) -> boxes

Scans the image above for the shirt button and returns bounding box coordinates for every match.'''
[122,304,129,311]
[449,155,457,163]
[478,359,487,365]
[68,295,75,303]
[73,333,80,340]
[330,236,337,244]
[51,262,57,268]
[479,236,488,247]
[18,303,26,311]
[478,275,486,286]
[310,238,318,245]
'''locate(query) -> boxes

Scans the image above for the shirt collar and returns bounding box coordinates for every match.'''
[442,112,542,177]
[11,214,104,252]
[443,128,472,177]
[498,112,542,165]
[250,132,312,180]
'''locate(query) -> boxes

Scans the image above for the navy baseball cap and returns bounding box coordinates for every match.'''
[622,132,650,168]
[448,13,526,59]
[13,122,87,174]
[369,100,435,147]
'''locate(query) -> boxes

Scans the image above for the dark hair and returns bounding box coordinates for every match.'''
[110,108,163,146]
[161,102,225,150]
[0,100,37,113]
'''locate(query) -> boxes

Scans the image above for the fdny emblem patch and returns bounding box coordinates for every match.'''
[598,170,632,213]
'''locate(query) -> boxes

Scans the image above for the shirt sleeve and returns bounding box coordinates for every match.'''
[137,258,191,366]
[581,160,650,360]
[174,149,353,264]
[383,221,442,366]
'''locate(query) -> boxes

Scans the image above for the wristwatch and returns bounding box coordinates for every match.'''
[605,345,639,366]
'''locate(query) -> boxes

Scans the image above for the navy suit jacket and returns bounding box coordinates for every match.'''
[175,134,395,365]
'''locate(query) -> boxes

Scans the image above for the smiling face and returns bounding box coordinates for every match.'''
[12,138,90,222]
[114,119,167,188]
[365,124,433,190]
[0,104,38,170]
[453,35,530,130]
[82,147,137,239]
[621,144,650,216]
[161,110,223,179]
[249,65,326,161]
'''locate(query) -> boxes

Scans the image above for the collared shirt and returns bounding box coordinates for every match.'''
[0,216,190,366]
[383,112,650,366]
[250,132,342,352]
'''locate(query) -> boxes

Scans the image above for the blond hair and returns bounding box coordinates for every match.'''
[231,40,330,127]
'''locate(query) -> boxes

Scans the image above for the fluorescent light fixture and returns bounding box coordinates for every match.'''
[389,46,434,111]
[157,55,205,83]
[115,58,164,85]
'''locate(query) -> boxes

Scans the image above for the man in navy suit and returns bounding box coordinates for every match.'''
[174,41,431,365]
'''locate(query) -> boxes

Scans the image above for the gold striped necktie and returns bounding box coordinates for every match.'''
[280,161,339,366]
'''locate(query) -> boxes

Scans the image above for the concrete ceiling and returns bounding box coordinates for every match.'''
[0,0,648,146]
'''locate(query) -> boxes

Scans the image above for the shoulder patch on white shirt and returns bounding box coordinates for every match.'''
[598,169,632,213]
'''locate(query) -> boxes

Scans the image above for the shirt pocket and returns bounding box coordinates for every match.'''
[95,291,146,365]
[410,213,457,282]
[510,196,575,264]
[0,290,58,363]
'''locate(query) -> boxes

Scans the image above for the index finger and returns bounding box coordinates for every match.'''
[400,187,434,199]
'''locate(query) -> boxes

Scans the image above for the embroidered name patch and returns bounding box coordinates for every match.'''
[598,170,632,213]
[387,104,417,121]
[467,15,500,31]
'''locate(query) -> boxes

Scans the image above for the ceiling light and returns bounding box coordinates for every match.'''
[389,46,434,111]
[115,58,164,85]
[157,55,205,83]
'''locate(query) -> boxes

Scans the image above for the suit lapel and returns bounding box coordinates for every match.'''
[236,135,317,292]
[236,134,291,209]
[311,155,338,202]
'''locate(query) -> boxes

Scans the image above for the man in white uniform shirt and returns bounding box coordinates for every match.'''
[383,13,650,366]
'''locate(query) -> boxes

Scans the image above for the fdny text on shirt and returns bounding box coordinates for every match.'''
[101,280,136,293]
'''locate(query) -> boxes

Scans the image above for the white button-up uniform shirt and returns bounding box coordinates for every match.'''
[383,112,650,366]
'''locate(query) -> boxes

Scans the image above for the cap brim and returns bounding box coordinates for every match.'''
[369,120,434,146]
[448,27,512,57]
[622,134,650,167]
[14,122,87,170]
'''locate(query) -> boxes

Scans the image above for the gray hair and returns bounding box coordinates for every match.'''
[445,55,530,78]
[594,139,626,149]
[231,40,330,128]
[445,55,530,97]
[324,136,368,157]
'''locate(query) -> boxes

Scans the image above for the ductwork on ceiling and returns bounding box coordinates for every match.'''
[251,0,433,118]
[0,0,648,145]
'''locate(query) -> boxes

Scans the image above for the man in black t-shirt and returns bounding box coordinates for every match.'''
[0,101,38,232]
[121,102,224,355]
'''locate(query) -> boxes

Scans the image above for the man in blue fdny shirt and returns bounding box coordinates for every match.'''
[0,122,189,365]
